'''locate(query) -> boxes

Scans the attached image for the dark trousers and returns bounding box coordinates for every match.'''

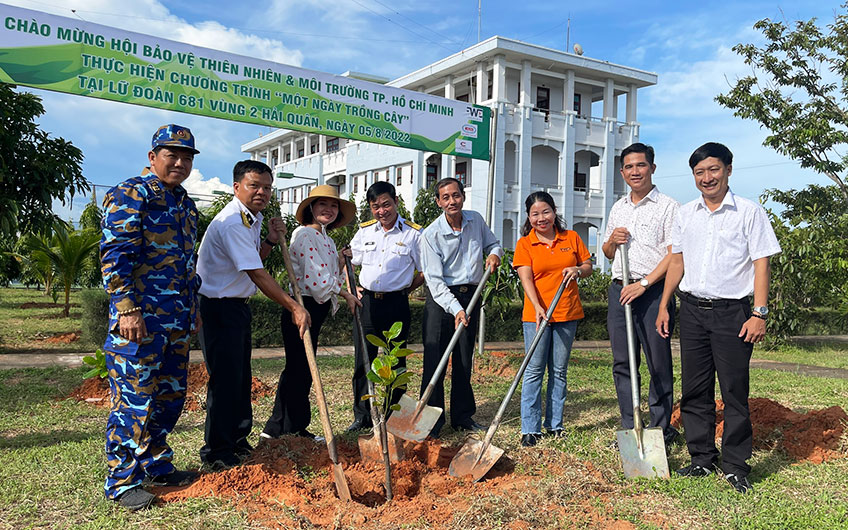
[608,281,676,438]
[263,296,331,437]
[678,295,754,476]
[352,291,410,424]
[198,296,252,464]
[421,286,480,433]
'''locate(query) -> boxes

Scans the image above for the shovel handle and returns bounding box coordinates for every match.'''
[418,268,492,407]
[476,276,571,455]
[618,245,644,432]
[343,253,383,428]
[279,230,342,465]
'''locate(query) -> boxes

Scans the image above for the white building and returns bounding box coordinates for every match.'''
[241,36,657,264]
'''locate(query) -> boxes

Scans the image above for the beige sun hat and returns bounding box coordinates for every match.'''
[295,185,356,228]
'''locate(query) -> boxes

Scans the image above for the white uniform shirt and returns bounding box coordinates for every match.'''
[604,186,679,280]
[289,225,343,313]
[197,198,264,299]
[672,190,781,299]
[350,216,422,292]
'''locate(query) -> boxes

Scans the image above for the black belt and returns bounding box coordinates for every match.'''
[362,288,408,300]
[678,291,749,310]
[449,283,477,294]
[200,294,249,304]
[612,278,641,285]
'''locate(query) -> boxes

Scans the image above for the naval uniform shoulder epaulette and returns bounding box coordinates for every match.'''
[403,219,421,231]
[360,219,378,228]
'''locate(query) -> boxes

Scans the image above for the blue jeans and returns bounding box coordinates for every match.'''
[520,320,578,434]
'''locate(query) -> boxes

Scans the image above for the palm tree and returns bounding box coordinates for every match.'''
[25,222,100,317]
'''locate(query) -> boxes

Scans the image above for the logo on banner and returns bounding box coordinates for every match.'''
[465,106,484,122]
[455,139,472,154]
[461,124,478,138]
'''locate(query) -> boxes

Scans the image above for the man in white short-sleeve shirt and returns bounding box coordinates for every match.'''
[196,160,309,471]
[656,142,781,494]
[602,142,680,447]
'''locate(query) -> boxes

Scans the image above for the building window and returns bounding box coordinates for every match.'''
[327,137,339,152]
[396,167,402,187]
[426,164,438,188]
[298,148,304,158]
[574,163,587,191]
[354,175,358,193]
[456,93,469,102]
[487,75,493,100]
[310,144,318,154]
[536,87,550,110]
[285,153,291,162]
[409,165,413,184]
[573,93,582,114]
[455,162,468,186]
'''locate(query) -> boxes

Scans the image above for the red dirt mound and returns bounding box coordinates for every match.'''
[66,363,274,409]
[156,436,633,529]
[670,397,848,464]
[40,331,81,343]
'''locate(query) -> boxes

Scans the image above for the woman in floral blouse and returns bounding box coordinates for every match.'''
[261,185,360,440]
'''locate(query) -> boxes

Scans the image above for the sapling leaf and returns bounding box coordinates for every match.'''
[83,367,100,379]
[387,321,403,341]
[82,356,96,364]
[361,394,378,401]
[390,404,401,411]
[366,371,382,384]
[388,355,399,367]
[366,334,388,349]
[394,348,414,358]
[377,365,393,380]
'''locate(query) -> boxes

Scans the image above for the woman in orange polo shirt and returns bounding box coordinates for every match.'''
[513,191,592,447]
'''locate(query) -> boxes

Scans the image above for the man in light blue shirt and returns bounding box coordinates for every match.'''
[420,177,503,437]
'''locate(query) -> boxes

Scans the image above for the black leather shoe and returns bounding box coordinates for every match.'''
[147,469,198,487]
[676,462,719,477]
[452,419,486,433]
[114,487,155,511]
[297,429,325,442]
[664,429,683,447]
[346,418,373,432]
[544,429,564,438]
[725,473,752,493]
[521,433,540,447]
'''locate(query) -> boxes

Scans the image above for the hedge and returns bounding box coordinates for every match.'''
[80,289,846,349]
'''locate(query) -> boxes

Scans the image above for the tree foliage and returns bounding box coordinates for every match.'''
[412,183,442,228]
[761,184,848,343]
[716,9,848,199]
[0,85,89,237]
[78,197,104,288]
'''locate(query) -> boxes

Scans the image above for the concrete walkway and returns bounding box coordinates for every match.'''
[2,336,847,379]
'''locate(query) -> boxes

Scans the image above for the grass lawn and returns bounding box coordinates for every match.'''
[0,346,846,529]
[0,287,85,354]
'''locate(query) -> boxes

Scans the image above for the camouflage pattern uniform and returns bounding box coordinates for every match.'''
[100,174,200,499]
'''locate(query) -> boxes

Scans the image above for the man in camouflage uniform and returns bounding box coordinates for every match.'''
[100,124,202,511]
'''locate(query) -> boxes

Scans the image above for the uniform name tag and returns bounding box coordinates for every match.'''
[364,241,376,247]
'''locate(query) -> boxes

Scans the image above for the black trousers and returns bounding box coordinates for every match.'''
[421,285,480,433]
[678,295,754,476]
[607,281,676,438]
[351,291,410,424]
[262,296,331,437]
[198,296,253,464]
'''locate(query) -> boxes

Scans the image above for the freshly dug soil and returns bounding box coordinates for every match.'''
[66,363,274,409]
[156,436,637,529]
[670,397,847,464]
[40,331,81,343]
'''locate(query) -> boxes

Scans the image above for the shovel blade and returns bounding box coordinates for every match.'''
[331,462,352,500]
[357,430,404,463]
[449,435,505,482]
[616,427,669,479]
[386,394,443,442]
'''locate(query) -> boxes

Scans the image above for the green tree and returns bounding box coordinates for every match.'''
[78,196,104,288]
[413,184,442,228]
[0,85,89,237]
[0,234,21,286]
[24,221,100,316]
[760,184,848,343]
[716,8,848,200]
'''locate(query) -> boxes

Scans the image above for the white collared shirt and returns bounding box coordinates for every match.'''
[604,186,679,280]
[420,209,503,315]
[197,198,264,299]
[672,190,781,299]
[350,216,422,292]
[288,225,343,313]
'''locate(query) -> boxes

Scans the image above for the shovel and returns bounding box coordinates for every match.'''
[279,230,352,501]
[386,268,492,442]
[342,254,404,470]
[449,276,571,481]
[615,244,670,479]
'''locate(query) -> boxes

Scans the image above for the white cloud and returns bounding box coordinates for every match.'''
[181,169,232,206]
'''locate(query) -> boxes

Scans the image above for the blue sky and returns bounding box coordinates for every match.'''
[2,0,838,223]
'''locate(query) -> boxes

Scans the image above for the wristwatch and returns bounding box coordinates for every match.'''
[752,305,768,319]
[639,278,650,288]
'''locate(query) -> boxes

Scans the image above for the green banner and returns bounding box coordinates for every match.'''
[0,4,491,159]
